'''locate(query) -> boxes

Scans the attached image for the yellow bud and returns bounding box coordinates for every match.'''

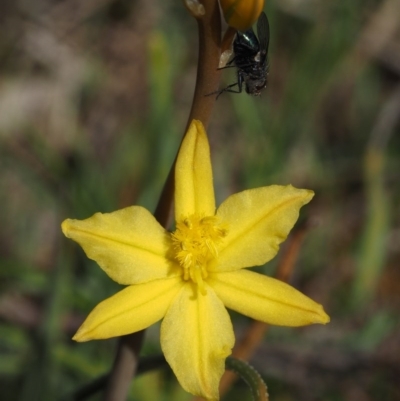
[220,0,265,31]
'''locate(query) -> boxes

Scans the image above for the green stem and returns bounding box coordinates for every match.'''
[225,357,269,401]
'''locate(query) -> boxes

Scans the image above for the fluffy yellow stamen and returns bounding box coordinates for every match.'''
[171,215,227,294]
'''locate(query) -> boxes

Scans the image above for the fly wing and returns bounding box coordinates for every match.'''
[257,12,270,64]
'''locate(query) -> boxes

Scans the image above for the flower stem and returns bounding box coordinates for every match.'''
[154,0,222,226]
[225,357,269,401]
[185,0,222,130]
[104,2,222,400]
[103,332,145,401]
[63,355,167,401]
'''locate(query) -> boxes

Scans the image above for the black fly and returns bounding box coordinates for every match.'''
[213,12,270,98]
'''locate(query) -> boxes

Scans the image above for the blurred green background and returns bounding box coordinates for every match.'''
[1,0,400,400]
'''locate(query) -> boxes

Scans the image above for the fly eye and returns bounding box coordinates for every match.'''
[220,0,265,31]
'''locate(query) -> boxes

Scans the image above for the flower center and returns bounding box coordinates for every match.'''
[171,215,227,294]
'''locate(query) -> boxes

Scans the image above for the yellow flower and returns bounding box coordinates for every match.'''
[62,120,329,400]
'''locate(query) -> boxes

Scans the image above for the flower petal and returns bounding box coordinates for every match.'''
[161,283,234,400]
[210,270,330,326]
[62,206,178,285]
[175,120,215,220]
[212,185,313,272]
[73,277,182,341]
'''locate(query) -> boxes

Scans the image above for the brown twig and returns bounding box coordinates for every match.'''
[103,1,222,400]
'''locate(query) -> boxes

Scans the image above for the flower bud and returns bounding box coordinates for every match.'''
[220,0,265,31]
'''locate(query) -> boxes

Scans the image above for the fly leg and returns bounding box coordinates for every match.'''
[206,72,244,98]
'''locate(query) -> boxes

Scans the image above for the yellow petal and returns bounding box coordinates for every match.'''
[73,277,182,341]
[161,283,234,400]
[175,120,215,220]
[210,270,330,326]
[62,206,178,285]
[212,185,313,272]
